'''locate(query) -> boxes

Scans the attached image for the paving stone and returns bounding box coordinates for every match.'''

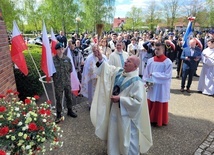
[194,151,202,155]
[200,144,209,150]
[207,138,214,142]
[203,151,212,155]
[206,148,214,154]
[196,148,204,153]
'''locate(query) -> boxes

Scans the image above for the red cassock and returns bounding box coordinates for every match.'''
[143,54,172,127]
[147,100,168,126]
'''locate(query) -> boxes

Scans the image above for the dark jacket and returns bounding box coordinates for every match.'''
[56,35,67,48]
[181,46,201,70]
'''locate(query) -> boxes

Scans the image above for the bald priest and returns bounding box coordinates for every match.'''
[90,47,153,155]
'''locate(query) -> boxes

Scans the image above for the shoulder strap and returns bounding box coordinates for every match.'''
[120,76,142,93]
[114,69,123,85]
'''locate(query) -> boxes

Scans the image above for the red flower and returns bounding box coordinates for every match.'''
[0,106,6,112]
[46,109,51,116]
[34,95,40,100]
[39,126,45,131]
[36,147,41,151]
[25,98,31,104]
[39,108,46,115]
[54,137,59,142]
[0,150,6,155]
[6,89,13,94]
[12,119,19,125]
[0,126,9,136]
[14,91,19,95]
[0,94,5,99]
[47,100,52,104]
[28,123,38,131]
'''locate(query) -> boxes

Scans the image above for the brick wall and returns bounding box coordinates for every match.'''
[0,10,17,94]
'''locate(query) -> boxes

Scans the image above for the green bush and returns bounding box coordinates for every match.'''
[14,45,44,101]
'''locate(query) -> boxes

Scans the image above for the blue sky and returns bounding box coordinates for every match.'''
[114,0,207,18]
[114,0,153,18]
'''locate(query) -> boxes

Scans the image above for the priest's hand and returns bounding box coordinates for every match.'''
[110,95,120,103]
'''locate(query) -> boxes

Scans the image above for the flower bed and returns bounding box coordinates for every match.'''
[0,90,63,155]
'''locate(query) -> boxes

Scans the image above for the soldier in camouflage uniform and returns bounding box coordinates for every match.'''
[53,43,77,123]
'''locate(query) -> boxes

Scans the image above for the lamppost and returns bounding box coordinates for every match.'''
[75,17,81,37]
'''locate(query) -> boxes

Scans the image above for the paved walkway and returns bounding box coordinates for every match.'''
[38,63,214,155]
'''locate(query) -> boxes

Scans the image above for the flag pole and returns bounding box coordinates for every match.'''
[179,60,183,78]
[27,50,50,101]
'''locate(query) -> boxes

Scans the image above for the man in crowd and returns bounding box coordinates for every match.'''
[81,44,107,109]
[122,33,131,51]
[143,42,173,127]
[180,39,201,93]
[53,43,77,123]
[56,31,67,48]
[73,39,84,81]
[108,33,118,52]
[108,41,129,68]
[91,50,153,155]
[138,33,148,77]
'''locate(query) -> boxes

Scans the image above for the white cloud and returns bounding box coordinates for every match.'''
[115,0,186,17]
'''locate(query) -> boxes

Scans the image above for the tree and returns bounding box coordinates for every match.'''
[0,0,21,30]
[144,0,159,31]
[80,0,115,32]
[162,0,180,31]
[124,6,143,31]
[207,0,214,28]
[22,0,42,34]
[181,0,206,27]
[39,0,78,35]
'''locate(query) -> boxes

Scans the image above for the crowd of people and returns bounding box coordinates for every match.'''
[52,29,214,155]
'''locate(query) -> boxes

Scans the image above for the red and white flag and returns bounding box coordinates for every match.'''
[50,28,58,55]
[10,21,28,75]
[41,22,56,80]
[67,48,80,96]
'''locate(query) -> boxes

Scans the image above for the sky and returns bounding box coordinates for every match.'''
[114,0,207,18]
[114,0,154,18]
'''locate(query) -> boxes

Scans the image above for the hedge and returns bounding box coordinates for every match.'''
[14,44,44,101]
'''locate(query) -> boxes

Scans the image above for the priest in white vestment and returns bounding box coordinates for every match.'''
[108,41,129,68]
[80,44,107,106]
[143,42,172,127]
[90,50,153,155]
[138,33,148,77]
[198,38,214,96]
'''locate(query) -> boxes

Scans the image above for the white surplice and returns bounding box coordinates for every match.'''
[143,57,172,102]
[80,53,107,103]
[138,40,147,75]
[198,48,214,95]
[108,50,129,67]
[90,62,153,155]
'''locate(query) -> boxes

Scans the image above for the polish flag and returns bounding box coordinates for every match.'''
[10,21,28,76]
[41,22,56,81]
[67,48,80,96]
[50,28,58,55]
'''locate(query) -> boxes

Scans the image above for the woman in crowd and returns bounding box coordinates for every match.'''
[99,38,112,59]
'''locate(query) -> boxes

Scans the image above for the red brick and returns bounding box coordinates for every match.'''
[0,19,16,94]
